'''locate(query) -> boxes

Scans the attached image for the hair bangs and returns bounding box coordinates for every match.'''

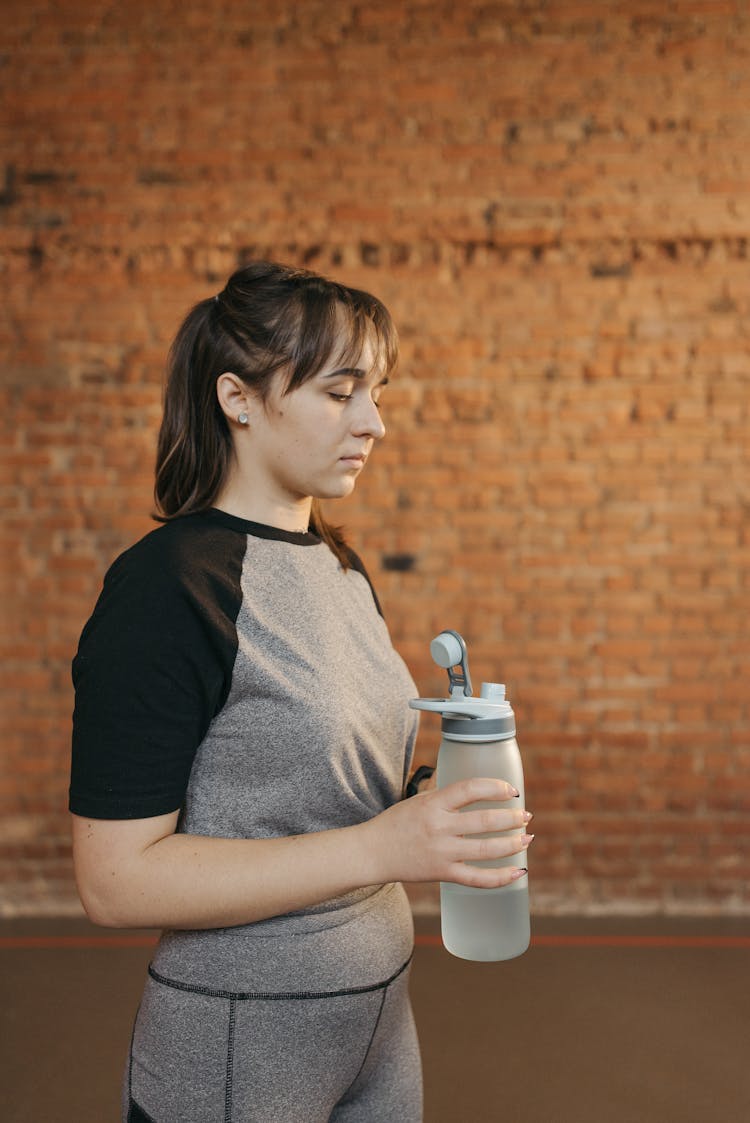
[284,283,398,394]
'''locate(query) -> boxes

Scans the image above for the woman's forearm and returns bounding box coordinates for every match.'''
[73,815,381,930]
[72,778,531,930]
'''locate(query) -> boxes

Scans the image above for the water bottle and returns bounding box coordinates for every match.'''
[410,630,530,962]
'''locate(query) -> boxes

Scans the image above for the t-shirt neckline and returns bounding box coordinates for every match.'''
[203,507,322,546]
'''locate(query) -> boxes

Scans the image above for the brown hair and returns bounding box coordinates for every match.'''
[154,261,399,566]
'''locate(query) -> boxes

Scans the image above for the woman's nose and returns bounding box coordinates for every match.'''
[352,396,386,440]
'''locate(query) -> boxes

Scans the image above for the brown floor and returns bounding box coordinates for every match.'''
[1,914,749,1122]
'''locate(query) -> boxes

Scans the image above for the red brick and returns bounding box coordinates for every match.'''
[2,0,749,916]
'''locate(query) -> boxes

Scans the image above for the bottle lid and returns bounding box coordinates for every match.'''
[409,631,515,734]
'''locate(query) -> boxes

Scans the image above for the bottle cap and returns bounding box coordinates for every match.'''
[409,631,515,736]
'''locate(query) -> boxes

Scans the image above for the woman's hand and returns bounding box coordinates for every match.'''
[363,778,533,889]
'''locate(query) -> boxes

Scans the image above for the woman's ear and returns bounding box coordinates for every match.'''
[216,373,253,427]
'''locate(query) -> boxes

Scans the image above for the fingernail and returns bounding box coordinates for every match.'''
[508,784,520,798]
[510,867,528,881]
[522,810,533,824]
[521,833,535,847]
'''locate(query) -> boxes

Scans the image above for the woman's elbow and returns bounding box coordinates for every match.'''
[74,871,130,928]
[70,810,176,929]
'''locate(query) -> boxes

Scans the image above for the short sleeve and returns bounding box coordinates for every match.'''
[69,522,244,819]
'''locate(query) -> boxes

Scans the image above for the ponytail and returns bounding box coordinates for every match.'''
[154,299,231,520]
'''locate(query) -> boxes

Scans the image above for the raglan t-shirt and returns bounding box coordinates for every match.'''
[69,509,419,853]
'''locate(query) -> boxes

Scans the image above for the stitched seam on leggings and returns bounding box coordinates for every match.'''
[342,980,388,1100]
[147,953,412,1001]
[224,997,236,1123]
[127,1003,138,1111]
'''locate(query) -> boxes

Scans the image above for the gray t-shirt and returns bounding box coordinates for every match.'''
[71,508,418,838]
[71,507,420,993]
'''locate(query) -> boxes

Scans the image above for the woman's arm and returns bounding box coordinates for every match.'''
[72,777,532,929]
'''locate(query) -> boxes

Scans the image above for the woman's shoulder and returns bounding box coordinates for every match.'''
[106,511,244,586]
[76,512,247,667]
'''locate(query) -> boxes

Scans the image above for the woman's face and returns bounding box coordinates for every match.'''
[245,331,388,509]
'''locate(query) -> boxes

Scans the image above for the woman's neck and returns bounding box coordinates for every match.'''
[212,482,312,534]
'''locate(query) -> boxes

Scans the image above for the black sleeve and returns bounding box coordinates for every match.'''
[69,524,243,819]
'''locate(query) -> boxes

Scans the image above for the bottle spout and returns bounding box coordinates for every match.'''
[480,682,506,702]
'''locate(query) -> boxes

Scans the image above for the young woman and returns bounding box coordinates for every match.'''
[69,261,533,1123]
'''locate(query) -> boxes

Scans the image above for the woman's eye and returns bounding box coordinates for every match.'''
[329,392,353,402]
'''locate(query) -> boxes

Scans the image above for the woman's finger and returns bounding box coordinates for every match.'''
[438,777,519,811]
[450,806,531,837]
[447,863,529,890]
[456,832,534,864]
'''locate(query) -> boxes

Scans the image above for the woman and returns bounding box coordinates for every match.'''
[69,261,533,1122]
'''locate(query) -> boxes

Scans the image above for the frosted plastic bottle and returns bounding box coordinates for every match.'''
[410,631,530,962]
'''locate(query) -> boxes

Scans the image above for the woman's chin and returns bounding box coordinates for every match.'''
[313,478,359,502]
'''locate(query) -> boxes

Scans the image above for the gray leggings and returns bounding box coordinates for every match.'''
[124,956,422,1122]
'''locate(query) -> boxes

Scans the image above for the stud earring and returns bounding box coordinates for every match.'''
[238,412,249,425]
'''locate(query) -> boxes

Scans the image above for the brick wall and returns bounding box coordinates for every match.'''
[2,0,748,916]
